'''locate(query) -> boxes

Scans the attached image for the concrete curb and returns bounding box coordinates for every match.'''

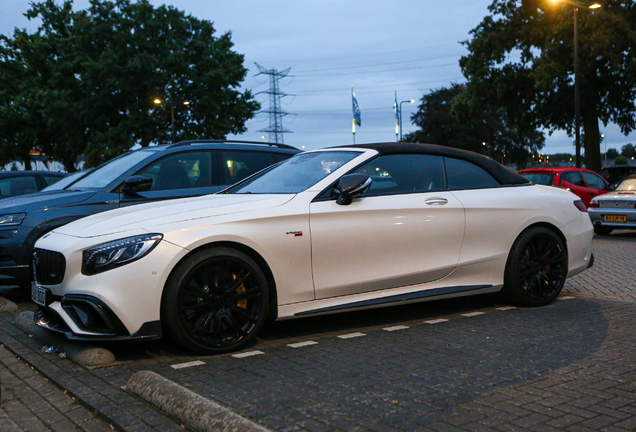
[127,370,270,432]
[13,310,117,368]
[0,296,18,314]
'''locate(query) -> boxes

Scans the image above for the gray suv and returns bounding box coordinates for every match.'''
[0,140,298,295]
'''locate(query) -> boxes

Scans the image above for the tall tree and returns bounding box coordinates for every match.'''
[0,0,259,171]
[457,0,636,173]
[405,83,545,167]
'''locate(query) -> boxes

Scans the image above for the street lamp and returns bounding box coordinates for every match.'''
[550,0,601,168]
[399,99,415,141]
[601,133,606,160]
[154,99,190,143]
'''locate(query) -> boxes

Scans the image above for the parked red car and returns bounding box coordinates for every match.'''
[518,167,609,207]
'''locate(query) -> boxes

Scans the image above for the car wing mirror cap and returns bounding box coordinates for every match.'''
[336,174,372,205]
[122,175,153,196]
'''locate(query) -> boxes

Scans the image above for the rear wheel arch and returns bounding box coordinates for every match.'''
[501,222,569,306]
[521,222,567,248]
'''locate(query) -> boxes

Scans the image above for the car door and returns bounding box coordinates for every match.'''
[582,171,609,200]
[309,154,465,300]
[559,170,592,203]
[120,150,221,206]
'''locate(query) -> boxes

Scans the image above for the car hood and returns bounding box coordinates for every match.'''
[0,190,96,213]
[54,194,295,238]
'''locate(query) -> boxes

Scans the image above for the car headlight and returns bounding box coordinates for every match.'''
[0,213,26,226]
[82,233,163,275]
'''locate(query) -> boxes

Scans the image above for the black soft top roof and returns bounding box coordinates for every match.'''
[334,142,529,186]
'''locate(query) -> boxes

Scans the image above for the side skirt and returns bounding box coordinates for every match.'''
[294,284,493,317]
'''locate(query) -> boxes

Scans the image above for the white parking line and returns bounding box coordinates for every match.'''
[424,318,449,324]
[383,325,409,332]
[231,350,265,358]
[288,341,318,348]
[559,296,575,300]
[496,306,517,311]
[337,332,366,339]
[461,311,485,317]
[170,360,205,370]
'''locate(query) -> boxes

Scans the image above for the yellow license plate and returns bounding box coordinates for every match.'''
[603,215,627,222]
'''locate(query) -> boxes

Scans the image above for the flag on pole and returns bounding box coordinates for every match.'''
[352,86,361,133]
[394,89,400,137]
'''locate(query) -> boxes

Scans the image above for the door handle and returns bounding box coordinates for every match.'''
[425,197,448,206]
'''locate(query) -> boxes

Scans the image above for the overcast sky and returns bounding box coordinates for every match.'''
[1,0,633,154]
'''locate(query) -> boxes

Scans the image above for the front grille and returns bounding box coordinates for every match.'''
[33,248,66,285]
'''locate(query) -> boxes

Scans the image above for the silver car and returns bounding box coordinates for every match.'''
[588,175,636,235]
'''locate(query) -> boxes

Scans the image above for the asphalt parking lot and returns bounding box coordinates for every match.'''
[1,231,635,432]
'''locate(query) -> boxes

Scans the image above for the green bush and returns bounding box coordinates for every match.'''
[614,155,629,165]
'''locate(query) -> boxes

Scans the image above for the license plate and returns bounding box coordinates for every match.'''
[31,282,49,307]
[603,215,627,222]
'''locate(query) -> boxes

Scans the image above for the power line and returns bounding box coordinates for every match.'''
[293,54,463,74]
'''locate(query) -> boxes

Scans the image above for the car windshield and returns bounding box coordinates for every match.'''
[616,179,636,191]
[69,150,158,190]
[41,169,92,191]
[226,151,360,194]
[521,173,554,186]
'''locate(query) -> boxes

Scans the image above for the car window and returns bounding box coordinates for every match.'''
[137,151,212,191]
[444,157,500,190]
[273,153,294,163]
[220,151,276,185]
[227,151,360,194]
[560,171,585,187]
[351,154,446,196]
[0,176,39,197]
[42,176,64,187]
[521,173,554,186]
[582,172,606,189]
[617,179,636,191]
[71,150,157,190]
[42,170,92,191]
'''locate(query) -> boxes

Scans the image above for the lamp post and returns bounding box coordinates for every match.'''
[550,0,601,168]
[399,99,415,141]
[154,99,190,143]
[601,133,606,160]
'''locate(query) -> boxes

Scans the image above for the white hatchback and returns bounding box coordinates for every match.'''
[32,143,594,354]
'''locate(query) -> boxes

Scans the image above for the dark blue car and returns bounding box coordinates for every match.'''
[0,140,298,294]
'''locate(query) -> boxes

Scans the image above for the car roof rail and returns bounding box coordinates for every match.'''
[165,139,299,151]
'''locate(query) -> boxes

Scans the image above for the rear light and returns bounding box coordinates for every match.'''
[587,200,599,208]
[574,200,587,212]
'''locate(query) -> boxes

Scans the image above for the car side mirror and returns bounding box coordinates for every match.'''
[336,174,372,205]
[121,176,153,196]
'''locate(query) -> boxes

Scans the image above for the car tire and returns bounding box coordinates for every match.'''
[593,225,613,236]
[501,227,568,307]
[161,247,269,354]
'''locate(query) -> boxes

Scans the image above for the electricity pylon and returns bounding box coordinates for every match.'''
[254,63,293,144]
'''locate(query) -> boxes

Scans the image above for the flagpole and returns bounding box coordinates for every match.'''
[352,86,356,144]
[394,89,399,142]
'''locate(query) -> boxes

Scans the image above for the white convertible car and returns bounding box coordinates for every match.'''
[32,143,594,353]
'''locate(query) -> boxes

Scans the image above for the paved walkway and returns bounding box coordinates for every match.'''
[0,344,113,432]
[0,231,635,431]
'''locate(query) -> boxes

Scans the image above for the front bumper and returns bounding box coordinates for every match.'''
[35,304,161,341]
[0,227,33,287]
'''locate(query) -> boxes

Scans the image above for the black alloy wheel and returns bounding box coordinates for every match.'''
[162,248,269,354]
[502,227,568,307]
